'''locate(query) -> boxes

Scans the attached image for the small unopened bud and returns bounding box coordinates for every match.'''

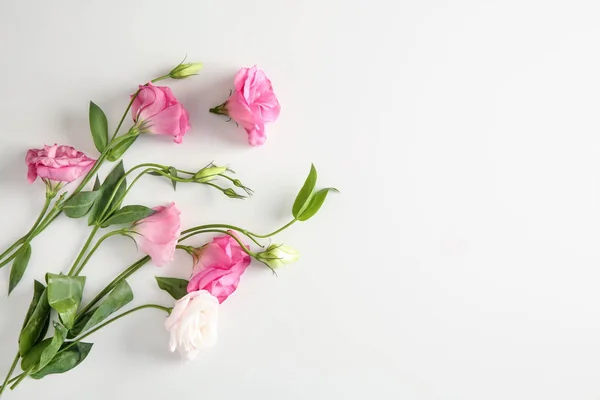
[169,62,203,79]
[223,188,245,199]
[194,166,227,183]
[256,244,300,269]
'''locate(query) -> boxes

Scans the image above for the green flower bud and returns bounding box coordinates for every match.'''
[169,62,203,79]
[223,188,245,199]
[256,244,300,269]
[194,166,228,183]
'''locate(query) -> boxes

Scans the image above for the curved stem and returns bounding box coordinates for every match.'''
[179,229,256,258]
[0,353,19,396]
[66,304,170,352]
[181,220,297,240]
[67,225,100,276]
[73,230,129,276]
[248,219,297,238]
[181,224,263,247]
[76,256,150,318]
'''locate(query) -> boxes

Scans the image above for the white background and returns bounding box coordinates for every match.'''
[0,0,599,399]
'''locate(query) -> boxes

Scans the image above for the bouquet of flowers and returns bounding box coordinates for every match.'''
[0,61,336,396]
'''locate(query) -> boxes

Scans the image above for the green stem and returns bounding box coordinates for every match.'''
[179,229,256,258]
[0,252,18,270]
[8,369,29,391]
[249,219,297,238]
[181,224,263,247]
[0,238,25,265]
[73,230,129,276]
[67,225,100,276]
[0,353,19,397]
[181,219,298,245]
[76,256,150,318]
[66,304,170,352]
[4,373,22,388]
[111,91,140,141]
[151,74,171,83]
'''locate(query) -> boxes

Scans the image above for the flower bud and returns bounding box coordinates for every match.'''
[223,188,245,199]
[256,244,300,269]
[169,62,203,79]
[194,166,227,183]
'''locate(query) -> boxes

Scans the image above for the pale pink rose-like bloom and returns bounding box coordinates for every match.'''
[187,232,251,303]
[132,202,181,266]
[225,66,281,146]
[26,144,95,184]
[131,83,191,144]
[164,290,219,361]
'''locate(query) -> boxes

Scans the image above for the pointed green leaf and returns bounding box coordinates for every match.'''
[107,135,138,162]
[101,205,155,226]
[63,191,100,218]
[21,322,67,372]
[46,274,86,329]
[88,161,126,226]
[70,280,133,338]
[38,323,67,371]
[19,288,51,356]
[21,281,46,330]
[9,243,32,294]
[92,175,101,191]
[89,101,108,153]
[31,342,93,379]
[292,164,317,218]
[168,166,178,191]
[155,277,189,300]
[297,187,338,222]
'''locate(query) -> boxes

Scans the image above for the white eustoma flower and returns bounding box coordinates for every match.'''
[164,290,219,360]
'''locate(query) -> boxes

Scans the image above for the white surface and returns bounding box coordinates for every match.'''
[1,0,600,398]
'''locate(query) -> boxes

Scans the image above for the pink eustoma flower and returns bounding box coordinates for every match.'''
[187,232,251,303]
[26,144,95,184]
[211,66,280,146]
[133,202,181,266]
[131,83,191,144]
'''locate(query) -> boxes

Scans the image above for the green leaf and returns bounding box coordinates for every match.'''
[63,191,100,218]
[22,322,67,372]
[292,164,317,218]
[92,175,101,191]
[297,187,339,222]
[67,313,93,340]
[107,135,138,162]
[168,166,178,191]
[21,281,46,331]
[19,288,51,356]
[31,342,93,379]
[155,277,189,300]
[38,323,67,371]
[89,101,108,153]
[46,274,86,329]
[9,243,32,294]
[101,205,155,226]
[70,280,133,338]
[88,161,126,226]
